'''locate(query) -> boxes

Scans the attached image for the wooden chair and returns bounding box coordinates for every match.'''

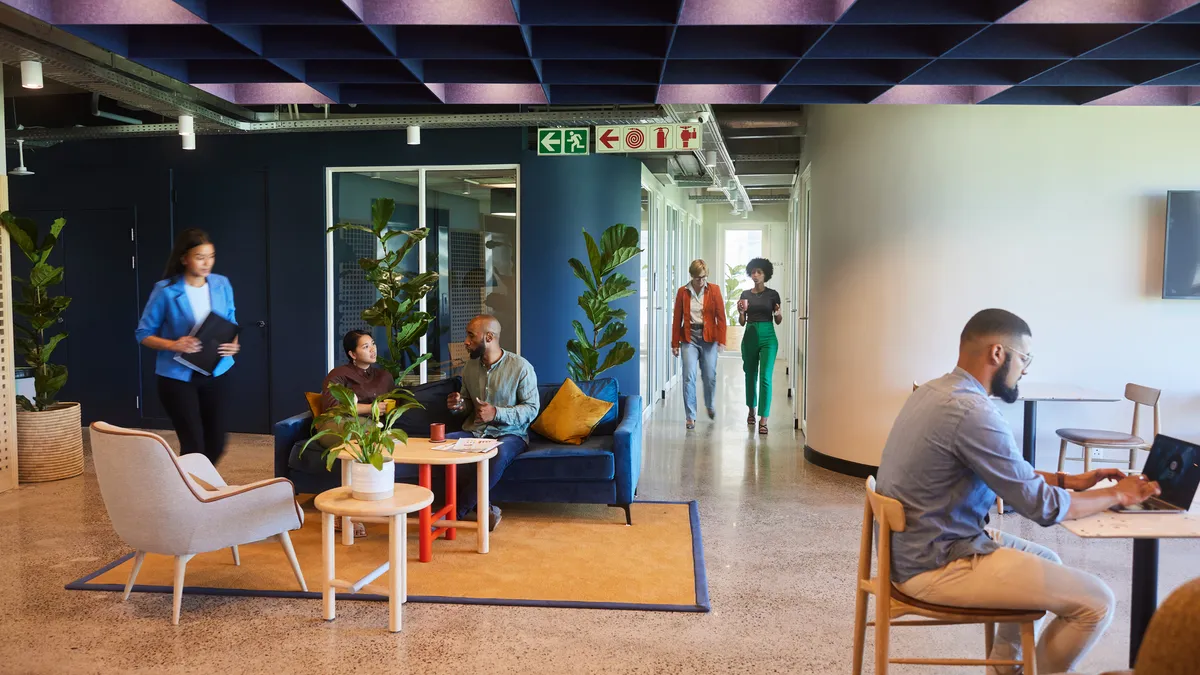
[912,381,1004,514]
[853,476,1044,675]
[1057,383,1160,473]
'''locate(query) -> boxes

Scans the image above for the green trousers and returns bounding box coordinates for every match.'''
[741,321,778,416]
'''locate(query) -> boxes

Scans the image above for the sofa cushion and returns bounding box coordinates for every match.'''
[506,435,615,483]
[288,439,419,480]
[535,377,620,437]
[395,377,463,437]
[304,392,323,418]
[530,378,614,445]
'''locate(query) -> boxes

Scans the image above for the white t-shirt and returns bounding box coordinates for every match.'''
[184,282,212,333]
[687,283,706,325]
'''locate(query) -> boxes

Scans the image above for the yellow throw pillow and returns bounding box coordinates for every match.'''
[531,378,615,445]
[305,392,323,418]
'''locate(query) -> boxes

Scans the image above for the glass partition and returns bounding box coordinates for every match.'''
[327,166,519,384]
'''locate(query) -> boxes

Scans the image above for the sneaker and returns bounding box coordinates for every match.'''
[707,408,715,420]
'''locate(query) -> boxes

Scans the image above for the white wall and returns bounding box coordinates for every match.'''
[804,104,1200,470]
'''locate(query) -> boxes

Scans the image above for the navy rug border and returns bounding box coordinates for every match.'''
[65,500,711,613]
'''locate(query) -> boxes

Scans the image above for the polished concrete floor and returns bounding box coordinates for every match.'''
[1,359,1196,674]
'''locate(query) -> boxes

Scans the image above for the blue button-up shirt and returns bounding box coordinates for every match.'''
[876,368,1072,583]
[458,350,540,441]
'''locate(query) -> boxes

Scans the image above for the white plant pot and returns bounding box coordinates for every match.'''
[350,459,395,501]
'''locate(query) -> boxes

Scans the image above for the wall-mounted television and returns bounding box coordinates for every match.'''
[1164,190,1200,299]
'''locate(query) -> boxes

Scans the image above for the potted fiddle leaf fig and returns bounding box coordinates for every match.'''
[566,223,643,382]
[299,383,420,501]
[328,198,438,386]
[1,212,83,483]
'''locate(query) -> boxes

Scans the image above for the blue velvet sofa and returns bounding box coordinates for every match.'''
[273,377,643,524]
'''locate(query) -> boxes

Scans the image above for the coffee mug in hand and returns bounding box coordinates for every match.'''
[430,423,445,442]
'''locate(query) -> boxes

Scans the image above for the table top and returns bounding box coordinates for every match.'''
[336,437,498,466]
[1059,509,1200,539]
[314,485,434,518]
[1016,384,1120,403]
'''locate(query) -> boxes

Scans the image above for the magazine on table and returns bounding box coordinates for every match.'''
[430,437,500,453]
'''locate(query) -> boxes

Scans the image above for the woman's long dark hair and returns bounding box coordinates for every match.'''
[162,228,213,280]
[343,329,372,364]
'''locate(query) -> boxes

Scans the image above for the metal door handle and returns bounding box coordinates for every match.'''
[257,320,267,328]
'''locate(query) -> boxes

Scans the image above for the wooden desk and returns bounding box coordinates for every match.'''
[1013,385,1120,467]
[1059,505,1200,666]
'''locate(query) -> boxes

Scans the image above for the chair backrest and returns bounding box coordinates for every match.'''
[859,476,907,607]
[90,422,208,554]
[1134,576,1200,674]
[1125,383,1162,438]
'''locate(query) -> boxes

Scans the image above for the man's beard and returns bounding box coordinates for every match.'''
[991,353,1020,404]
[468,343,486,360]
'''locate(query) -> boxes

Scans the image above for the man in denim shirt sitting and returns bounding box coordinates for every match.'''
[445,315,539,531]
[877,309,1160,675]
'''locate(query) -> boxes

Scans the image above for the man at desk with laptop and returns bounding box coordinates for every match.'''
[876,309,1167,675]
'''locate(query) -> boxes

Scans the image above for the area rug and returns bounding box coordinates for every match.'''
[66,500,709,612]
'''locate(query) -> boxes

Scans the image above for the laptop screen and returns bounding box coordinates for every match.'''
[1143,435,1200,509]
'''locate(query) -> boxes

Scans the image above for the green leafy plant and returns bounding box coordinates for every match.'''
[567,223,643,382]
[329,198,439,383]
[299,384,420,470]
[724,263,747,324]
[1,212,71,412]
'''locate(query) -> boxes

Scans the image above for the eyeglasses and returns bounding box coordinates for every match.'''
[1005,345,1034,369]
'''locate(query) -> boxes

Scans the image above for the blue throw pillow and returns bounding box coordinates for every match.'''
[575,378,620,436]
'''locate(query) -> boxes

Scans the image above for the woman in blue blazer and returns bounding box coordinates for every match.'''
[135,229,240,463]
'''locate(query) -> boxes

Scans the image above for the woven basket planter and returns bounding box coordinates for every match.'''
[17,402,84,483]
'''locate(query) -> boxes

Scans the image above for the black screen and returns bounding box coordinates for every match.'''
[1164,190,1200,299]
[1143,435,1200,509]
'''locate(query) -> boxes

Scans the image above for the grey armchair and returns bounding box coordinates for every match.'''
[90,422,307,624]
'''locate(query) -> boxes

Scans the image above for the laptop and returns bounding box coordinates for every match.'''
[1114,434,1200,514]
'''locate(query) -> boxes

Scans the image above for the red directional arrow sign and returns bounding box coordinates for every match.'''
[595,125,622,153]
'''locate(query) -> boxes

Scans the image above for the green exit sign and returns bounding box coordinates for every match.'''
[538,128,589,156]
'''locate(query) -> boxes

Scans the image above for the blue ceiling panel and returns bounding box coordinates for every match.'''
[24,0,1200,106]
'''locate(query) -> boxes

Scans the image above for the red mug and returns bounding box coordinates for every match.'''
[430,423,445,442]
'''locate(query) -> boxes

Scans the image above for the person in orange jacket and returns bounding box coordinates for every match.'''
[671,260,727,430]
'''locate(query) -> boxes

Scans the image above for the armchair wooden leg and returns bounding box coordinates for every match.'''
[1129,447,1138,472]
[1057,439,1068,472]
[1083,445,1091,473]
[230,545,240,566]
[278,531,307,592]
[984,622,995,659]
[1020,621,1037,675]
[874,587,890,675]
[123,551,146,601]
[851,589,868,675]
[172,554,194,626]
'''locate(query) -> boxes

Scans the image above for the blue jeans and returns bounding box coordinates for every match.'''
[681,326,719,421]
[445,431,527,518]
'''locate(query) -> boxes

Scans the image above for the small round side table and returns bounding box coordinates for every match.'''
[314,484,434,632]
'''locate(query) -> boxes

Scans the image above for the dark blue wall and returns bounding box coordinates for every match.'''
[7,128,642,432]
[517,154,642,397]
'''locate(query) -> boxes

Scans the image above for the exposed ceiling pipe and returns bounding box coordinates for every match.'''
[690,195,789,204]
[90,93,141,125]
[664,104,752,213]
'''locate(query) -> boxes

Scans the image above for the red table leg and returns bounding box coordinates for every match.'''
[446,464,457,540]
[418,464,432,563]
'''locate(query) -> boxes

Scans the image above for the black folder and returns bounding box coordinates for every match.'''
[174,313,240,376]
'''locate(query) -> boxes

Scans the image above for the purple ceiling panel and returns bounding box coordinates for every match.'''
[871,85,976,105]
[53,0,204,24]
[974,85,1014,102]
[1000,0,1200,24]
[657,84,766,104]
[680,0,838,25]
[362,0,518,25]
[1087,85,1197,105]
[196,82,334,105]
[423,82,446,101]
[339,0,365,21]
[0,0,51,22]
[441,83,547,104]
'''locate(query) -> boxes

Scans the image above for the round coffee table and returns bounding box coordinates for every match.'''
[314,485,433,633]
[335,439,499,561]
